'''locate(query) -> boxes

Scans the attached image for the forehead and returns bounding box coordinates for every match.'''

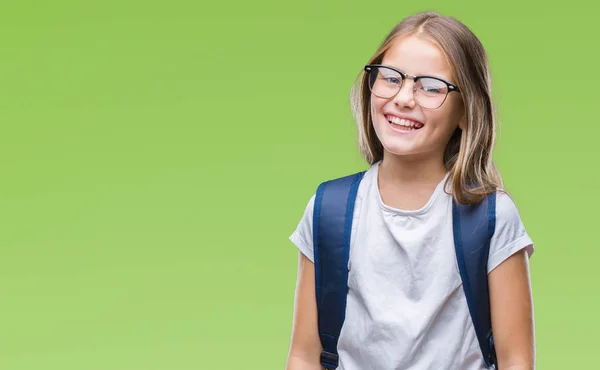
[381,35,453,80]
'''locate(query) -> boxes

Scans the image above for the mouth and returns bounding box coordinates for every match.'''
[385,114,424,131]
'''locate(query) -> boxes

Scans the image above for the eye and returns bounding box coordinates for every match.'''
[424,86,443,93]
[383,77,401,84]
[419,78,447,94]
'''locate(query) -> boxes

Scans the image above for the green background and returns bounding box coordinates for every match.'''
[0,0,597,369]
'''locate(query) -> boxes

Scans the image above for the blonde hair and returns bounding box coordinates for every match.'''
[350,11,503,204]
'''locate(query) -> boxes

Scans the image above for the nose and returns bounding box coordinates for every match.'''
[393,78,417,108]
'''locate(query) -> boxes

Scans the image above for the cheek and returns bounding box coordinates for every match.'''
[370,96,385,115]
[425,104,463,134]
[370,97,388,126]
[442,97,465,129]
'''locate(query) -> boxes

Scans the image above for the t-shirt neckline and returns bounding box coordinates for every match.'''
[373,161,450,216]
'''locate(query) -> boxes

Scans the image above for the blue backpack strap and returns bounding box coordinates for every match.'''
[312,171,365,369]
[452,192,498,368]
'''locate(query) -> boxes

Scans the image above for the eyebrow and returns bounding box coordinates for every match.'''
[382,63,452,81]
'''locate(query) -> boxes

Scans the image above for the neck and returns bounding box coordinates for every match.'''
[378,151,448,188]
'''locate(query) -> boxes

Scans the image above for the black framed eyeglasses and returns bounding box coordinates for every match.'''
[364,64,461,109]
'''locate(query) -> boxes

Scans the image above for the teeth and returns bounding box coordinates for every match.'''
[386,115,423,129]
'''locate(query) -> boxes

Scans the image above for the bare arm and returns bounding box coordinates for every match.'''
[488,248,536,369]
[285,251,323,370]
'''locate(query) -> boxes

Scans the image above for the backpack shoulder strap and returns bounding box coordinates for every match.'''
[312,171,365,370]
[452,192,498,368]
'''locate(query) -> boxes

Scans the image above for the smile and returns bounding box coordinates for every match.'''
[385,114,424,131]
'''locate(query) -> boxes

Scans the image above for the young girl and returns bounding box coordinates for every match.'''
[286,11,535,370]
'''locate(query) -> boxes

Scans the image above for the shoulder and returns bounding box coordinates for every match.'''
[315,164,376,205]
[288,166,376,262]
[487,190,534,273]
[493,190,521,221]
[289,193,316,262]
[492,190,530,242]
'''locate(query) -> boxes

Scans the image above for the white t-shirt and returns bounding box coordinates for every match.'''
[289,161,534,370]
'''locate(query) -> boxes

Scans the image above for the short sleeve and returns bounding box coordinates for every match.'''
[289,194,316,263]
[487,191,534,274]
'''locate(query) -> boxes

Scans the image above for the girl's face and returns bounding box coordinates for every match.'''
[371,35,465,162]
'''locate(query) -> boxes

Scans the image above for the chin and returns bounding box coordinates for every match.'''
[373,119,423,157]
[380,141,421,158]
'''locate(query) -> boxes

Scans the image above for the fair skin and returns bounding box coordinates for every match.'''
[371,35,466,211]
[286,34,535,369]
[285,252,322,370]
